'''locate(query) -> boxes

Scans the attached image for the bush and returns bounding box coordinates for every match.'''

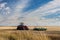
[33,28,47,31]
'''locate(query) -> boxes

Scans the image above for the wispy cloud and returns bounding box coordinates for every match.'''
[0,0,30,26]
[22,0,60,26]
[0,2,11,23]
[0,0,60,26]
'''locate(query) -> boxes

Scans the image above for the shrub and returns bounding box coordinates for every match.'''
[33,28,47,31]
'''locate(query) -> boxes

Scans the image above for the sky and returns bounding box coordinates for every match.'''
[0,0,60,26]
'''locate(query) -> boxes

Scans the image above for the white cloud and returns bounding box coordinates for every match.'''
[21,0,60,26]
[0,2,11,24]
[8,0,30,20]
[5,7,11,15]
[1,0,60,26]
[0,3,11,17]
[9,0,30,18]
[0,2,7,9]
[0,0,30,26]
[26,0,60,16]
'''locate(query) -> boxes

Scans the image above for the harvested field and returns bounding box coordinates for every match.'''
[0,26,60,40]
[0,30,50,40]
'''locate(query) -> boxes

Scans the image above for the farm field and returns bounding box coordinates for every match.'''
[0,26,60,31]
[0,26,60,40]
[0,30,59,40]
[0,30,50,40]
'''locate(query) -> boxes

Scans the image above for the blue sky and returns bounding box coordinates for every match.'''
[23,0,52,12]
[0,0,60,26]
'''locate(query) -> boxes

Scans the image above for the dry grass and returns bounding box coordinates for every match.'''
[0,26,60,31]
[0,30,59,40]
[0,26,60,40]
[46,31,60,40]
[0,30,50,40]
